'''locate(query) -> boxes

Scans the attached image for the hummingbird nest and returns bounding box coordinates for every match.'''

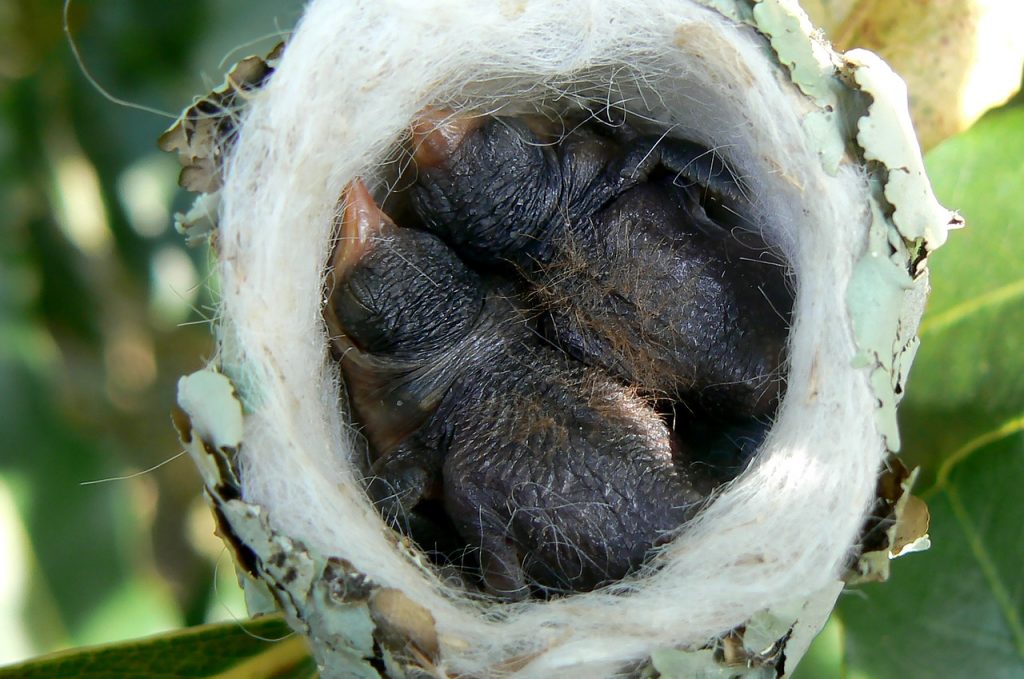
[165,1,954,677]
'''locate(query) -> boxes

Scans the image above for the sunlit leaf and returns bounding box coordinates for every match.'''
[800,0,859,34]
[0,615,318,679]
[803,1,1024,149]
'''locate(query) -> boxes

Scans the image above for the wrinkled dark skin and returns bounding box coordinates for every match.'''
[411,115,792,414]
[329,193,706,599]
[326,114,793,600]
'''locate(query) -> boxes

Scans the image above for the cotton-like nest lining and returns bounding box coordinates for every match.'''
[200,0,941,676]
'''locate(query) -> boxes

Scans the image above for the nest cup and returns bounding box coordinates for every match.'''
[172,0,953,676]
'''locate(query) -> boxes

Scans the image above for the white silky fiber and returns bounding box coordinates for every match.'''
[213,0,897,676]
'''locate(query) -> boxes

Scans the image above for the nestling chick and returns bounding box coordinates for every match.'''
[410,112,792,416]
[327,181,708,599]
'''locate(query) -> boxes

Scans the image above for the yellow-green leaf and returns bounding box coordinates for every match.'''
[0,615,318,679]
[802,0,1024,150]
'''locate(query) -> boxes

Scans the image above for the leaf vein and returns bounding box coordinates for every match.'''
[923,414,1024,499]
[945,483,1024,658]
[918,278,1024,337]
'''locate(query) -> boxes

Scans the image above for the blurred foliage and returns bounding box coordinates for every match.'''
[0,0,1021,676]
[0,0,301,664]
[0,615,316,679]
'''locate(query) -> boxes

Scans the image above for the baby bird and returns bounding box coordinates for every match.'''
[327,181,708,599]
[409,112,792,416]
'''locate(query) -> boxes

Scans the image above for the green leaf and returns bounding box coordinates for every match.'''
[829,102,1024,677]
[0,615,318,679]
[839,432,1024,678]
[899,104,1024,482]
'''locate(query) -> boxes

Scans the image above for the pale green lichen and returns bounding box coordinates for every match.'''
[751,0,838,105]
[750,0,856,181]
[173,192,220,247]
[846,49,956,250]
[842,50,957,452]
[177,370,244,454]
[802,108,846,174]
[220,502,381,679]
[699,0,755,24]
[846,196,917,450]
[176,370,243,490]
[176,369,384,679]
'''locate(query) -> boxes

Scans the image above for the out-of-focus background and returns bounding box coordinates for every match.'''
[0,0,303,662]
[0,1,1021,677]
